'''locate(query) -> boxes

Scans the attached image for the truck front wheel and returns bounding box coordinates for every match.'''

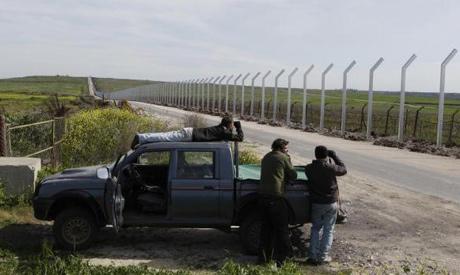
[239,212,261,255]
[53,207,98,250]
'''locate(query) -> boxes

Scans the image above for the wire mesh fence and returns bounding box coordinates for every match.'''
[0,116,66,166]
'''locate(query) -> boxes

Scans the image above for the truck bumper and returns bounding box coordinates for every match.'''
[32,197,53,220]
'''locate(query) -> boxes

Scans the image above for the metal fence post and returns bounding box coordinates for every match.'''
[286,67,299,125]
[201,78,208,110]
[250,72,261,117]
[366,57,384,138]
[447,110,459,144]
[273,69,285,121]
[340,60,357,134]
[413,106,424,138]
[0,115,7,156]
[261,70,271,120]
[233,74,242,115]
[319,63,334,129]
[398,54,417,142]
[212,76,221,111]
[207,77,215,111]
[241,73,251,117]
[218,75,226,112]
[191,79,198,108]
[436,49,457,146]
[225,75,234,113]
[51,119,56,168]
[302,65,314,129]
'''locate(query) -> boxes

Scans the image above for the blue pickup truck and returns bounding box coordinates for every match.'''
[33,142,310,253]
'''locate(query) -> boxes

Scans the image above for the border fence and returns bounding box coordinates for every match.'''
[93,49,460,146]
[0,115,66,167]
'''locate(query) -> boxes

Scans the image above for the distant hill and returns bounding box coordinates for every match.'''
[93,77,162,92]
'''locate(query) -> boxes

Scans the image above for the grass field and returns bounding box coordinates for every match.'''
[0,76,89,115]
[0,76,88,96]
[93,77,160,92]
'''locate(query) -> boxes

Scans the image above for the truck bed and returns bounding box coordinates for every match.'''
[238,164,308,180]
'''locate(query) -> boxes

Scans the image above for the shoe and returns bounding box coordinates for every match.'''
[306,258,319,265]
[318,255,332,264]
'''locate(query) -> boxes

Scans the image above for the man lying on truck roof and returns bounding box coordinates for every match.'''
[131,115,244,148]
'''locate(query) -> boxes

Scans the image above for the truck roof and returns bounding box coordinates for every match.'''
[139,141,232,150]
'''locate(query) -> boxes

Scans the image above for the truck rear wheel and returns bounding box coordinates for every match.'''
[239,212,261,255]
[53,207,98,251]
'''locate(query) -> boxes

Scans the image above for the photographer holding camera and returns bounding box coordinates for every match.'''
[304,145,347,265]
[131,114,243,148]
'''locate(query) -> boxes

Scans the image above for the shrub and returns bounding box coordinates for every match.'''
[238,149,261,165]
[182,114,208,128]
[61,108,167,168]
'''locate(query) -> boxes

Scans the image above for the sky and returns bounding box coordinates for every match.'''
[1,0,459,92]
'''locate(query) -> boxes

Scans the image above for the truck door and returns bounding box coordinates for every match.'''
[170,150,220,222]
[104,174,125,232]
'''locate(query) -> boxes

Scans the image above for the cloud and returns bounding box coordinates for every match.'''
[0,0,459,92]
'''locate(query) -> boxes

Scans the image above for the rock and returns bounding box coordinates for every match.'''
[0,157,41,195]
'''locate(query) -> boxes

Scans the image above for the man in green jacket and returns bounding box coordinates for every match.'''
[258,138,297,266]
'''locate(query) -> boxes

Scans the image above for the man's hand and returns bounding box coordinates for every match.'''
[328,150,337,158]
[233,121,241,128]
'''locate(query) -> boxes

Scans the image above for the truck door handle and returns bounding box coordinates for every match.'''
[203,185,215,190]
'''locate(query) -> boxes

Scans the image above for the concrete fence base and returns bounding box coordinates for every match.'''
[0,157,41,196]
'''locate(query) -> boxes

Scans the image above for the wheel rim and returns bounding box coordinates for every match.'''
[62,217,91,246]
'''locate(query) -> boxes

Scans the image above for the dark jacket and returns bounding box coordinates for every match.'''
[258,151,297,197]
[192,125,243,142]
[305,155,347,204]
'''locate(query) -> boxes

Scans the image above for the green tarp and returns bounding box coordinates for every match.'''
[238,164,307,180]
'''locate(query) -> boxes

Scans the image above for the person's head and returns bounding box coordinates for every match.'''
[220,115,234,129]
[315,145,328,160]
[271,138,289,154]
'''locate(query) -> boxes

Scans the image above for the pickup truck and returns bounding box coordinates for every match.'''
[33,142,310,254]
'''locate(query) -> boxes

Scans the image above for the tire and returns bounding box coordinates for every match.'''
[239,212,261,255]
[53,207,98,251]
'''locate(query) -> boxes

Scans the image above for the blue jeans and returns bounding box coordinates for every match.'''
[308,202,337,261]
[138,128,193,143]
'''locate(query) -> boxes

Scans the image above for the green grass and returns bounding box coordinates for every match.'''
[0,75,88,96]
[0,92,78,114]
[0,75,90,115]
[93,77,160,92]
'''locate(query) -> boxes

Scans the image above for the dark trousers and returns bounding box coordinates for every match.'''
[258,196,292,265]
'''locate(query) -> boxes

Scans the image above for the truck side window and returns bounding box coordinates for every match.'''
[138,151,170,166]
[177,151,215,179]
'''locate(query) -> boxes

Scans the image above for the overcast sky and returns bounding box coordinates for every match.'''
[1,0,459,92]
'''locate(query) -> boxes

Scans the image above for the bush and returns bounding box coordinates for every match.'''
[61,108,167,168]
[239,149,261,165]
[182,114,208,128]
